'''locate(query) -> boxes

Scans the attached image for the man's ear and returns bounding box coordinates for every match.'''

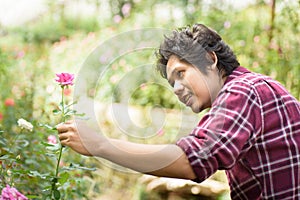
[208,51,218,70]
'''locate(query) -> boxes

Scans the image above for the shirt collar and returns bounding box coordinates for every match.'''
[224,66,250,85]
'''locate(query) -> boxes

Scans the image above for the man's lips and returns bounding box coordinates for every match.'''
[186,95,192,106]
[181,94,192,106]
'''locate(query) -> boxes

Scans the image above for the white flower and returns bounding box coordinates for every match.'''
[17,118,33,132]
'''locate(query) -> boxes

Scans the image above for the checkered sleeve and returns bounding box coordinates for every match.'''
[177,81,262,182]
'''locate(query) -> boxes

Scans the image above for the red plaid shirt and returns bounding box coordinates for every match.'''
[177,67,300,199]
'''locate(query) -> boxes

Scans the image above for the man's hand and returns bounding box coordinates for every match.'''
[56,120,100,156]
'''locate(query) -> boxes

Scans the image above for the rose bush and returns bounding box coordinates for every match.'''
[49,72,75,200]
[0,72,94,200]
[41,72,94,200]
[0,185,28,200]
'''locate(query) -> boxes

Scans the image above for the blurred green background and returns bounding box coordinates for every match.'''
[0,0,299,199]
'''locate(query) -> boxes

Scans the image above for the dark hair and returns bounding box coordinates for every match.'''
[156,23,240,78]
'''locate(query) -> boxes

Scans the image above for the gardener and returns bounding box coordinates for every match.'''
[57,23,300,199]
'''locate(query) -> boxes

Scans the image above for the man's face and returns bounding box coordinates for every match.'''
[166,55,221,113]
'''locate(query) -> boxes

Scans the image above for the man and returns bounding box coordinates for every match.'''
[57,24,300,199]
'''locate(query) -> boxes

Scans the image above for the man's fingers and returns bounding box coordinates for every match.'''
[58,132,69,140]
[56,120,74,131]
[56,125,66,133]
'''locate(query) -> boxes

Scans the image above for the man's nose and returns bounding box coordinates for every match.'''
[173,80,184,95]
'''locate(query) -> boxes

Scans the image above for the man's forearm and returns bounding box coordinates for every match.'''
[98,139,196,180]
[57,121,196,180]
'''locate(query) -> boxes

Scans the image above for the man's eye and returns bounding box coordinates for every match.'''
[177,71,184,78]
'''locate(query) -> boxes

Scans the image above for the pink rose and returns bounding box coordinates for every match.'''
[47,135,57,144]
[4,98,15,107]
[55,73,74,86]
[0,185,28,200]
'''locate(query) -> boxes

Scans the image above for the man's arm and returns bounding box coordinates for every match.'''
[101,139,196,180]
[57,121,196,180]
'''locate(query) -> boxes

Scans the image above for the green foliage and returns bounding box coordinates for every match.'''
[0,48,9,79]
[0,101,95,199]
[14,15,100,44]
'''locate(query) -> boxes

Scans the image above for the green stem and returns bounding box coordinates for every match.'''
[61,86,66,123]
[55,146,63,178]
[51,86,66,199]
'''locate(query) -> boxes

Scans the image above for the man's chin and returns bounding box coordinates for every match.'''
[191,103,210,113]
[190,105,202,113]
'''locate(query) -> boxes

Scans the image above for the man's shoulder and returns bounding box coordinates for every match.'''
[225,67,272,89]
[225,67,298,106]
[220,67,278,104]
